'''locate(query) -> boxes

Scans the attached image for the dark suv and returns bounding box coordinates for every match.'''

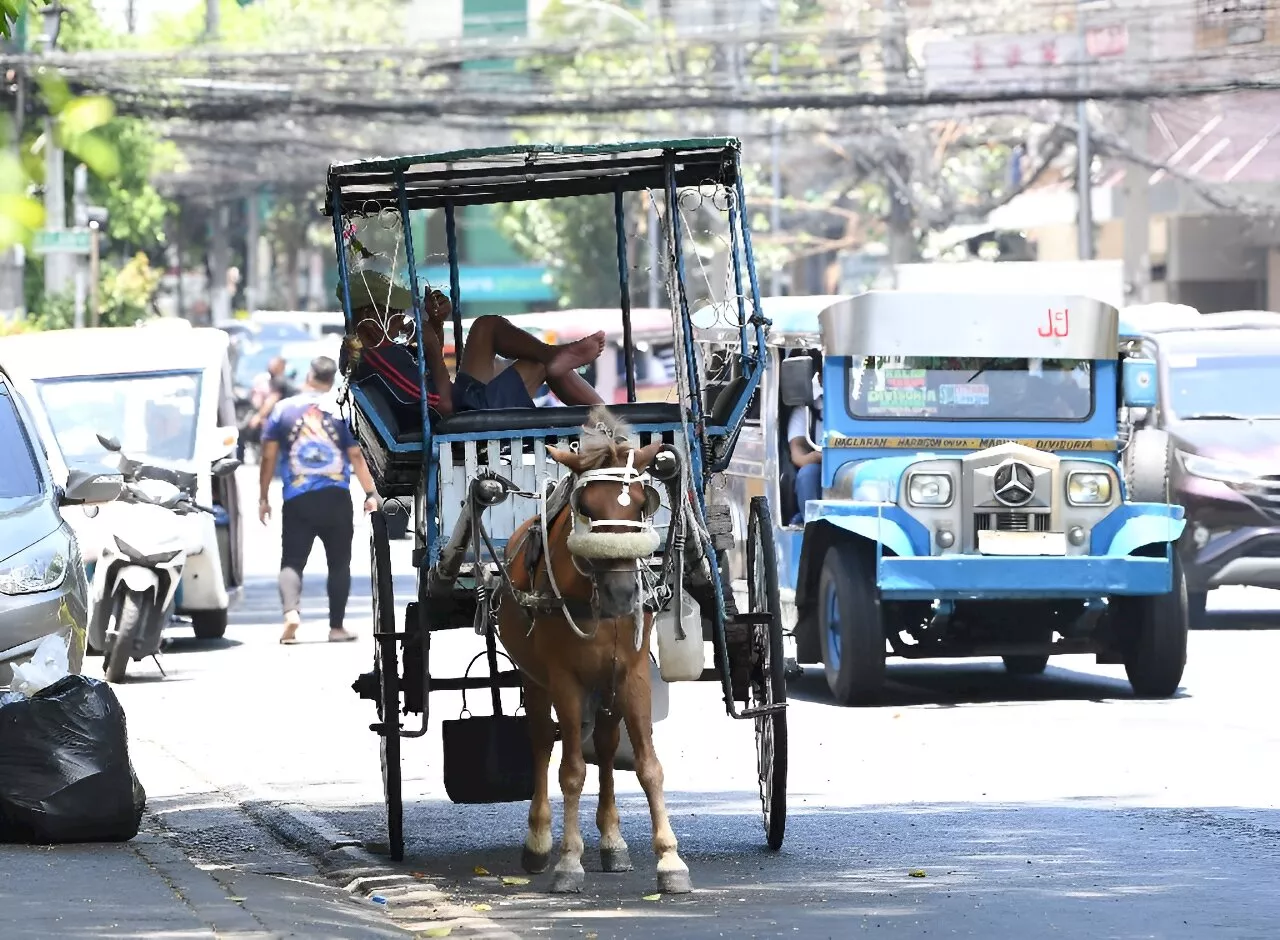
[1125,311,1280,624]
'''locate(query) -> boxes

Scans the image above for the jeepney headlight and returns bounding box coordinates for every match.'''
[1067,471,1113,506]
[907,473,953,507]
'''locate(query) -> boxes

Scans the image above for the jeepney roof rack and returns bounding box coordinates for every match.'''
[323,138,742,215]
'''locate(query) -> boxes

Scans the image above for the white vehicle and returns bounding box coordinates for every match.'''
[251,310,346,341]
[0,326,245,641]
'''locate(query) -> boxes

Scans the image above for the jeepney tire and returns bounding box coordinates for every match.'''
[1187,590,1209,630]
[1123,428,1173,503]
[818,541,886,707]
[191,609,228,640]
[1116,555,1189,699]
[1002,655,1049,675]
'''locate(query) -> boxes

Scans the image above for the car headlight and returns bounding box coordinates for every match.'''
[0,530,70,596]
[907,472,953,507]
[1178,452,1255,484]
[1067,471,1114,506]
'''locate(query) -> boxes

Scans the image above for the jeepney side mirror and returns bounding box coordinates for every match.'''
[1122,357,1158,409]
[780,356,815,407]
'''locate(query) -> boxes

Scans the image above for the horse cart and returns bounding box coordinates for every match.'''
[324,139,789,890]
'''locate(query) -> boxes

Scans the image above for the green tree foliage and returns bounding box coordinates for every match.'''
[496,193,636,309]
[29,252,162,329]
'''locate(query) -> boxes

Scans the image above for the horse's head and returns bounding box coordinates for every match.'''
[548,407,669,618]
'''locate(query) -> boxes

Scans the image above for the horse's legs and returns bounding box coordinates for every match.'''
[592,714,632,872]
[621,670,691,894]
[549,677,588,893]
[521,682,556,874]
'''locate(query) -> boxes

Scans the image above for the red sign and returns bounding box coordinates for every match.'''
[1085,24,1128,58]
[1038,309,1071,338]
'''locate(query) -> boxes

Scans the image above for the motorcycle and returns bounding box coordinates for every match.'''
[87,434,241,683]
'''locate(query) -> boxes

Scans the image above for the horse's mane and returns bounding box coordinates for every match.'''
[576,405,635,470]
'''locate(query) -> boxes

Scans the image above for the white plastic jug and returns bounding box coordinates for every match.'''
[656,587,705,682]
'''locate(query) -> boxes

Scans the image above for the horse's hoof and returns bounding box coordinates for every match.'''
[601,846,633,873]
[657,868,693,894]
[550,867,585,894]
[521,846,551,874]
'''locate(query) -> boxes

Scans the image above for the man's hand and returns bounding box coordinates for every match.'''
[259,498,272,525]
[363,495,379,515]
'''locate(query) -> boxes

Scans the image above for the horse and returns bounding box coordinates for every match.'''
[496,406,692,895]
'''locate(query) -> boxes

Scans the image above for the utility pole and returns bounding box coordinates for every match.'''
[1122,12,1150,304]
[1,5,28,320]
[767,0,782,296]
[245,192,260,313]
[881,0,914,267]
[206,0,220,41]
[72,163,87,328]
[126,0,136,34]
[1075,0,1094,261]
[647,197,660,309]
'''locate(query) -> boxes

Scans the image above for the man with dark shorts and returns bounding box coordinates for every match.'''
[342,267,605,415]
[259,356,379,644]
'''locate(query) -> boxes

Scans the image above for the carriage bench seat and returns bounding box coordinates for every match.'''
[349,375,685,498]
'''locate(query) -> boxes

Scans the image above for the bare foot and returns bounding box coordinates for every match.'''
[547,331,606,378]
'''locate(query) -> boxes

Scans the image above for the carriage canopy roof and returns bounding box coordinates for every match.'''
[324,138,742,215]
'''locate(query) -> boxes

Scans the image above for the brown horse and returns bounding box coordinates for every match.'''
[497,407,692,895]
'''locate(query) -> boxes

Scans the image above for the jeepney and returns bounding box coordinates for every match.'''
[709,291,1188,706]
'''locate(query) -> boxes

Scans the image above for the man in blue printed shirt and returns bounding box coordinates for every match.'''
[259,356,379,644]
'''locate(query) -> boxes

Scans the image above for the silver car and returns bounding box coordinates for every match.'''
[0,365,121,685]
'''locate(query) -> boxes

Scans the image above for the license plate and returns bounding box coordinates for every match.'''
[976,530,1067,556]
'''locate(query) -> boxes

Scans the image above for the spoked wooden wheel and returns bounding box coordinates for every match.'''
[370,510,404,862]
[746,496,788,851]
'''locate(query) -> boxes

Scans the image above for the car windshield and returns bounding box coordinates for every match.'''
[0,386,42,499]
[849,356,1093,421]
[37,371,202,467]
[1166,353,1280,419]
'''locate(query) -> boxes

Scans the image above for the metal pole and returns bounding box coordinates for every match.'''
[1122,14,1150,304]
[614,189,637,403]
[768,5,782,296]
[43,119,66,297]
[647,197,660,308]
[1076,2,1094,261]
[126,0,136,33]
[72,163,87,328]
[245,192,260,313]
[89,225,100,326]
[205,0,220,40]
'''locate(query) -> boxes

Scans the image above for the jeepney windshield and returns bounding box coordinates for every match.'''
[848,357,1093,421]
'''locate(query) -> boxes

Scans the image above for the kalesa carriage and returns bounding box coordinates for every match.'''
[325,139,788,893]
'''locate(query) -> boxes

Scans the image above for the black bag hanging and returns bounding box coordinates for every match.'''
[441,649,535,805]
[0,675,146,844]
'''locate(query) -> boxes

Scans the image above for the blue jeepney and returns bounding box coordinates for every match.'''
[710,291,1188,705]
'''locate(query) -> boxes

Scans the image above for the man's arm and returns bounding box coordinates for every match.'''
[788,437,822,467]
[259,439,279,523]
[419,326,454,416]
[348,447,379,513]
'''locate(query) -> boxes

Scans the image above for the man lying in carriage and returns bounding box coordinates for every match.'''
[327,139,788,893]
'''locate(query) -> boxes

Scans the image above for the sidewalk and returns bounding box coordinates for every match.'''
[0,732,414,940]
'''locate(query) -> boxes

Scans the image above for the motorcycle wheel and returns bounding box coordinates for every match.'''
[105,592,147,684]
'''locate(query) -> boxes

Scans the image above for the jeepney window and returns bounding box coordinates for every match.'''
[848,357,1093,421]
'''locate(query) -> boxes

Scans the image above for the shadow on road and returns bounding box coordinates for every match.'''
[300,792,1279,940]
[1199,610,1280,631]
[784,662,1188,708]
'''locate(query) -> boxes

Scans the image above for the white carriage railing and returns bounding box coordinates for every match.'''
[435,430,682,564]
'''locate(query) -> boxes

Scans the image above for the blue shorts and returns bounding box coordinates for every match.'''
[452,366,536,413]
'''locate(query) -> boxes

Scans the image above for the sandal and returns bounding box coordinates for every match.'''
[328,629,358,643]
[280,611,301,645]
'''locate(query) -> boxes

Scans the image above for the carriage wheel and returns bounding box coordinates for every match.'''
[746,496,788,851]
[370,510,404,862]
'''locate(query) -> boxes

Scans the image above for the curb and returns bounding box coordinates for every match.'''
[200,780,525,939]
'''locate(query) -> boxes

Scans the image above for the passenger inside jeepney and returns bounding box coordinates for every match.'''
[342,268,606,418]
[785,356,824,526]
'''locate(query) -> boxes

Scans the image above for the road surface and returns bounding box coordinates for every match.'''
[99,471,1280,938]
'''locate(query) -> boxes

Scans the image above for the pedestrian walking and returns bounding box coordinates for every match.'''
[258,356,379,644]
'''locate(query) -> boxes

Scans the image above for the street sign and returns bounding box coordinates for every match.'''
[33,229,92,255]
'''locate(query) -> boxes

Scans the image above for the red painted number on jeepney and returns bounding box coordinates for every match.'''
[1038,308,1069,337]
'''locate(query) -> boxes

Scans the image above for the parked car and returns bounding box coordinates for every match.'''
[0,325,245,641]
[0,363,122,686]
[1121,308,1280,626]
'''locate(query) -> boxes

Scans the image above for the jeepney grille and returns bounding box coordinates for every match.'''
[1231,476,1280,521]
[973,512,1052,533]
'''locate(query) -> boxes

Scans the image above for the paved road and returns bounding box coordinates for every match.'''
[105,471,1280,938]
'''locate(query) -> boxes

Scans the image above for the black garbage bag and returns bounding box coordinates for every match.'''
[0,674,146,844]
